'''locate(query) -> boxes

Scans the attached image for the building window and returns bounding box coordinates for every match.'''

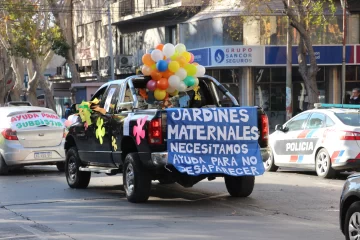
[95,21,102,40]
[166,25,177,44]
[103,25,108,39]
[77,25,84,41]
[223,16,243,45]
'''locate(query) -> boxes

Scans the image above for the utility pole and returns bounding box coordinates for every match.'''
[107,0,115,81]
[341,0,347,104]
[286,0,293,120]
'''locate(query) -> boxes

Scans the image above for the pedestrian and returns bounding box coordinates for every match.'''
[64,102,71,119]
[349,88,360,104]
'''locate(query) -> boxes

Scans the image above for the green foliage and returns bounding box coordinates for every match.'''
[0,0,67,59]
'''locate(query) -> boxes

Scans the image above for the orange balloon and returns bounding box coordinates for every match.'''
[162,70,173,78]
[151,70,162,81]
[142,54,155,66]
[177,56,187,67]
[157,78,169,90]
[156,44,164,51]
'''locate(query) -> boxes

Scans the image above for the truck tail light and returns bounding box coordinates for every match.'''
[260,114,269,143]
[339,131,360,140]
[148,118,162,144]
[1,128,18,140]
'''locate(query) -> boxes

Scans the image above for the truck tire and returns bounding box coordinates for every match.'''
[123,153,152,203]
[0,155,9,175]
[224,176,255,197]
[65,147,91,188]
[56,162,65,172]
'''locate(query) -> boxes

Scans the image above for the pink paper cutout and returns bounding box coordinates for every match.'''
[133,116,148,145]
[84,122,89,131]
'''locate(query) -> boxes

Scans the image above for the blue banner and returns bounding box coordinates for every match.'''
[265,45,355,65]
[167,108,264,176]
[188,48,210,67]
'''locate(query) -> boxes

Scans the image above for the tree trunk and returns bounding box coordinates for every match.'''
[48,0,80,104]
[10,57,26,102]
[31,58,56,111]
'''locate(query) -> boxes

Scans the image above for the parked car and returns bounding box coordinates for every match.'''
[0,106,66,174]
[64,75,270,203]
[339,173,360,240]
[5,101,32,107]
[265,103,360,178]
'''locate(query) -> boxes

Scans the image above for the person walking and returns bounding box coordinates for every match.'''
[64,102,72,119]
[349,88,360,104]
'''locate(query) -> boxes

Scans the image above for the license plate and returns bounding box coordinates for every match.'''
[34,152,52,159]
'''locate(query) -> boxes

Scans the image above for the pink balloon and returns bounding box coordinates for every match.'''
[146,80,157,91]
[189,53,194,63]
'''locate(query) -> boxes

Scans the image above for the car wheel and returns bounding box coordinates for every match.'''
[224,176,255,197]
[123,153,152,203]
[0,155,8,175]
[315,148,336,179]
[56,162,65,172]
[345,201,360,240]
[65,147,91,188]
[264,149,279,172]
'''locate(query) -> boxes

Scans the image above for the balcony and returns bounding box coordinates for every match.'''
[112,0,203,25]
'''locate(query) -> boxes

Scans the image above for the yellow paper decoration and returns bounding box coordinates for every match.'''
[95,117,105,144]
[112,136,117,151]
[193,86,201,101]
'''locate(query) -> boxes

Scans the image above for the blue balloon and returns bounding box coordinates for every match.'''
[156,60,168,72]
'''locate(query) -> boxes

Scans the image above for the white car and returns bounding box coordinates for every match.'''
[266,103,360,178]
[0,106,66,175]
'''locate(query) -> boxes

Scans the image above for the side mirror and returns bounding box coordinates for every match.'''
[275,124,284,131]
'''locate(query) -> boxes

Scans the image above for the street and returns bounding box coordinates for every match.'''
[0,166,346,240]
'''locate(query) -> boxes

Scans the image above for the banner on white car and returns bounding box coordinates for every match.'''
[10,112,64,130]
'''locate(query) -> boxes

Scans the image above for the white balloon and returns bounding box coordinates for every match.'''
[166,86,176,93]
[195,65,206,77]
[151,49,164,62]
[162,43,175,58]
[175,43,186,54]
[193,77,199,87]
[175,68,187,80]
[177,82,187,92]
[168,75,181,88]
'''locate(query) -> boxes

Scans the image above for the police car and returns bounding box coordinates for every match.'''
[265,103,360,178]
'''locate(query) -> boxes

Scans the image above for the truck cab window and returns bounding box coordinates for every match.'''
[91,86,107,102]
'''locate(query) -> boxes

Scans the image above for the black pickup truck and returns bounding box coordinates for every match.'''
[64,75,269,203]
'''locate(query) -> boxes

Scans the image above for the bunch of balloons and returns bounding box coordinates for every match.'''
[141,43,206,101]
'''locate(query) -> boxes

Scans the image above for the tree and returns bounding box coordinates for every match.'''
[47,0,80,104]
[0,0,66,111]
[241,0,336,109]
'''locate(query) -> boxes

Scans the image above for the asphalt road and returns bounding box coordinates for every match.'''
[0,166,348,240]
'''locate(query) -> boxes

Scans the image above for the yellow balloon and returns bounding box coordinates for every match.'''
[151,63,156,70]
[154,89,167,100]
[182,52,191,63]
[184,64,197,76]
[169,90,179,96]
[168,61,180,73]
[170,52,179,61]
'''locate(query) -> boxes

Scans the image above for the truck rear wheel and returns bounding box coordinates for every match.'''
[123,153,152,203]
[65,147,91,188]
[224,176,255,197]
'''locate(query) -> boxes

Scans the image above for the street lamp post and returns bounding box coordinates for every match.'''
[286,0,293,120]
[341,0,348,104]
[107,0,115,81]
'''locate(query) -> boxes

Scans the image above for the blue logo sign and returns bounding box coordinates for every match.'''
[214,49,225,63]
[167,108,264,177]
[188,48,210,66]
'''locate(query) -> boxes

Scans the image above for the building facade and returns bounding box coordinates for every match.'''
[71,0,360,129]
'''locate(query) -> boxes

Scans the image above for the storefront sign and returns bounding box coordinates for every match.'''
[266,45,355,65]
[210,46,265,67]
[188,48,210,67]
[167,108,264,176]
